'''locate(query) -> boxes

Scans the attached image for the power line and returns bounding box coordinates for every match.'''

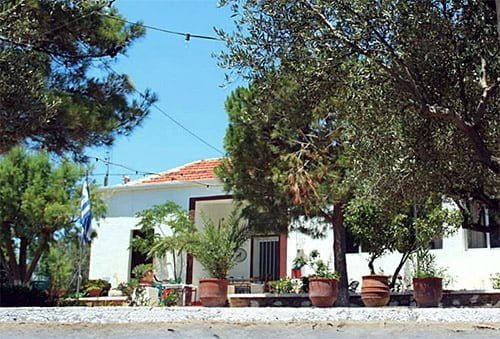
[102,63,225,155]
[88,156,217,188]
[100,13,223,41]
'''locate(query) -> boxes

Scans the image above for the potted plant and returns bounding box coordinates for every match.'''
[132,263,155,287]
[83,279,111,297]
[307,250,340,307]
[412,249,445,307]
[345,199,392,307]
[151,207,250,307]
[291,254,307,279]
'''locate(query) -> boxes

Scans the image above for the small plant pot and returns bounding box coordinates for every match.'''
[412,277,443,307]
[139,270,155,287]
[291,268,302,279]
[308,277,338,307]
[86,288,102,297]
[199,278,228,307]
[361,275,390,307]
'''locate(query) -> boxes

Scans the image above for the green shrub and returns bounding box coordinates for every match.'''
[491,273,500,289]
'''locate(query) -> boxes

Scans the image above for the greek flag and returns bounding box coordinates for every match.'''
[80,178,93,245]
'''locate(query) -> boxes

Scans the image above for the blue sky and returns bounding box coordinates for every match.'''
[88,0,243,186]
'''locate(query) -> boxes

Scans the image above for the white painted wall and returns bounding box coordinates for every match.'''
[91,182,500,291]
[192,199,251,287]
[89,181,225,286]
[287,225,500,291]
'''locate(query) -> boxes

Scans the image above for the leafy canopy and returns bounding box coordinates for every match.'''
[138,202,250,280]
[0,0,156,155]
[0,146,105,285]
[218,0,499,231]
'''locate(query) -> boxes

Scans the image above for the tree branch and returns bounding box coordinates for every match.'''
[426,104,500,174]
[24,236,49,284]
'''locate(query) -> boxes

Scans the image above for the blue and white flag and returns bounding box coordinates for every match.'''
[80,178,93,245]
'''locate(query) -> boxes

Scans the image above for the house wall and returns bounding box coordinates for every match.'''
[89,183,225,286]
[92,184,500,291]
[287,226,500,291]
[192,199,252,287]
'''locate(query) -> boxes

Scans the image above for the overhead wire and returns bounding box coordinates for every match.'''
[101,62,225,155]
[100,13,223,41]
[89,156,218,188]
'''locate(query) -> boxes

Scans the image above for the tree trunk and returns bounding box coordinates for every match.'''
[19,237,27,283]
[389,251,411,289]
[332,203,349,306]
[23,236,48,285]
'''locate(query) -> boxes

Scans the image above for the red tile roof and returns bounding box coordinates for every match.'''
[140,158,221,184]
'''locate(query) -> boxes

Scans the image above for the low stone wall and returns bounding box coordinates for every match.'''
[229,290,500,308]
[229,293,311,307]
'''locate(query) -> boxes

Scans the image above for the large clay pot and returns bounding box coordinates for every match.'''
[308,277,338,307]
[361,275,390,307]
[413,277,442,307]
[199,278,228,307]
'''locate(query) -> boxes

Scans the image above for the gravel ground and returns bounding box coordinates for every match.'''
[0,307,499,324]
[1,307,499,338]
[0,321,499,338]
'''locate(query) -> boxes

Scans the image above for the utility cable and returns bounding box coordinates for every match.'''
[100,13,223,41]
[102,63,225,155]
[89,156,218,187]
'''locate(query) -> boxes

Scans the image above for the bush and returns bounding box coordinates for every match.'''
[0,285,52,307]
[83,279,111,296]
[491,273,500,289]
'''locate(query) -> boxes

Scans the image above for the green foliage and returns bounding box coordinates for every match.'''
[0,147,106,286]
[0,0,156,155]
[83,279,111,295]
[135,201,197,282]
[307,250,339,280]
[188,210,250,279]
[114,281,137,298]
[219,0,499,236]
[146,203,250,280]
[491,273,500,289]
[131,263,153,279]
[37,242,73,292]
[268,277,304,294]
[292,255,307,270]
[159,288,180,306]
[345,196,461,277]
[412,249,447,279]
[0,285,52,307]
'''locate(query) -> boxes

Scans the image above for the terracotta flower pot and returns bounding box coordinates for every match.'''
[139,269,155,287]
[199,278,228,307]
[412,277,443,307]
[291,268,302,279]
[86,288,102,297]
[361,275,390,307]
[308,277,338,307]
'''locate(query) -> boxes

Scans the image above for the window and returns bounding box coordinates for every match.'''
[467,230,487,248]
[490,229,500,248]
[466,207,500,249]
[429,237,443,250]
[345,228,362,254]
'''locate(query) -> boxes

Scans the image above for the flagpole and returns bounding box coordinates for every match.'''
[76,240,83,299]
[76,170,91,300]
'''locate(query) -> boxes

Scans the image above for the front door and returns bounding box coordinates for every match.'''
[252,236,280,281]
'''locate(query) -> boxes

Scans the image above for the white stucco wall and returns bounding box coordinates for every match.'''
[91,181,500,291]
[287,226,500,291]
[89,180,225,286]
[192,199,252,287]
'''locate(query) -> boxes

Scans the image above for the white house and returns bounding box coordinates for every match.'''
[89,158,500,291]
